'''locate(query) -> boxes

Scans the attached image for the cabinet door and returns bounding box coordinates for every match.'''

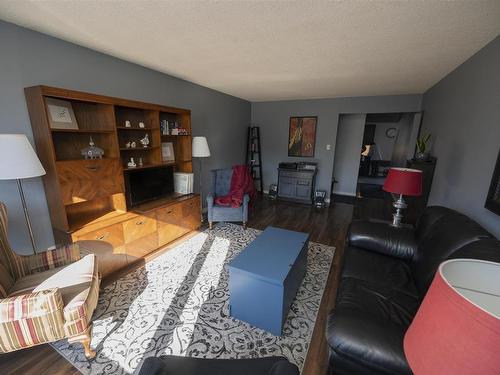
[182,198,201,230]
[73,223,125,254]
[122,215,157,243]
[125,232,158,261]
[57,159,124,204]
[296,185,311,200]
[278,181,296,198]
[156,204,188,245]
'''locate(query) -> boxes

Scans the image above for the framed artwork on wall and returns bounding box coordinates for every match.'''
[288,116,317,157]
[485,147,500,215]
[45,97,79,130]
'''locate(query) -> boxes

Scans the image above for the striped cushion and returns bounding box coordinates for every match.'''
[0,289,65,352]
[0,203,27,280]
[8,254,99,339]
[24,243,81,274]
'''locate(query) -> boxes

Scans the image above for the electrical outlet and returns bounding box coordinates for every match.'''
[326,144,331,150]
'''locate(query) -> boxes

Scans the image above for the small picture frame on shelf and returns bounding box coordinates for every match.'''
[162,142,175,162]
[45,98,79,130]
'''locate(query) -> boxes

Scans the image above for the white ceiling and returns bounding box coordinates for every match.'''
[1,1,500,102]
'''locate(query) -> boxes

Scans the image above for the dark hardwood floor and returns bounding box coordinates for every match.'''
[1,195,385,375]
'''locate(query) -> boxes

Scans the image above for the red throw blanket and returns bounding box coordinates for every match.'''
[215,165,256,207]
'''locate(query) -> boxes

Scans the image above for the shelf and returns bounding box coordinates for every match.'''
[68,209,128,232]
[161,134,191,137]
[119,146,159,151]
[116,126,155,131]
[51,128,115,134]
[122,161,176,172]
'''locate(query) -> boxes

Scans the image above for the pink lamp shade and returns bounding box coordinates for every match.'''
[383,168,422,196]
[404,259,500,375]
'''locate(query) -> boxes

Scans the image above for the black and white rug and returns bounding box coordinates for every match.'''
[52,223,335,374]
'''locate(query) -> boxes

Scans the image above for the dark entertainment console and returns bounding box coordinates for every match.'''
[277,162,317,205]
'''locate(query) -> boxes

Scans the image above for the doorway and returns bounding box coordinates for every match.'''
[332,112,422,201]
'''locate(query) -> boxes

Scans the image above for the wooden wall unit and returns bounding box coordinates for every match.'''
[25,85,200,272]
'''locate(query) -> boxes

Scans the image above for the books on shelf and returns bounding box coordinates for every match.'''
[174,172,194,194]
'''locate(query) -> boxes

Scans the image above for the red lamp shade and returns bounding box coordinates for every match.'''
[404,259,500,375]
[383,168,422,196]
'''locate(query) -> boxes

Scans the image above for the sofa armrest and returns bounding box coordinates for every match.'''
[0,289,66,351]
[0,288,64,322]
[348,220,417,260]
[22,243,81,274]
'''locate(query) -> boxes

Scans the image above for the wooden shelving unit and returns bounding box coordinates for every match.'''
[24,86,198,271]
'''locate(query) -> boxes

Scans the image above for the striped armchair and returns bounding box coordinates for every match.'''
[0,203,100,358]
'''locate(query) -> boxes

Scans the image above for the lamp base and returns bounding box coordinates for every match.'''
[391,194,407,228]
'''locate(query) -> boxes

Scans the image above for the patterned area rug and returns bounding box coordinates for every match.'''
[51,223,335,374]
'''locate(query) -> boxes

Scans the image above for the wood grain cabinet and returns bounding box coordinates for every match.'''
[24,85,201,278]
[73,223,125,253]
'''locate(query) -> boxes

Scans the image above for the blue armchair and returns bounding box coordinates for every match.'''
[207,168,249,229]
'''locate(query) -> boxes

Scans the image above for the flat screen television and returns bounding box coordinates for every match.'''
[124,165,174,208]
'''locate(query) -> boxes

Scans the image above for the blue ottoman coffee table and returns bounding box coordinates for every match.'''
[228,226,309,336]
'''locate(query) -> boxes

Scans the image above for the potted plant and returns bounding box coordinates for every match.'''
[415,134,431,161]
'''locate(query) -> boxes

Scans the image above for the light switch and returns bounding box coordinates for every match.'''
[326,144,331,150]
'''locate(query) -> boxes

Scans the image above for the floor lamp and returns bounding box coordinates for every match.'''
[192,136,211,222]
[0,134,46,254]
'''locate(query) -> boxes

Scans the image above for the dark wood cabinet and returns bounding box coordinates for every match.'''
[277,169,317,205]
[405,157,437,224]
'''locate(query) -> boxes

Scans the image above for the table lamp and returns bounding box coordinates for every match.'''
[383,167,422,227]
[0,134,46,254]
[192,136,211,220]
[404,258,500,374]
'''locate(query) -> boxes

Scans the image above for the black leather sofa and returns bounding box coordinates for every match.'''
[138,355,299,375]
[326,206,500,375]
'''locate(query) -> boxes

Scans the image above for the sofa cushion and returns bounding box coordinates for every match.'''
[348,221,417,260]
[138,355,300,375]
[341,247,418,298]
[328,281,417,374]
[9,254,99,337]
[334,277,420,327]
[414,206,454,241]
[327,309,412,375]
[411,212,493,293]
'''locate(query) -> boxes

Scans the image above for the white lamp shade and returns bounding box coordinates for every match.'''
[192,136,211,157]
[0,134,46,180]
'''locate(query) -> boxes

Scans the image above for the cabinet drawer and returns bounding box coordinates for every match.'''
[122,215,157,243]
[297,179,311,186]
[279,170,313,180]
[279,177,296,185]
[156,204,182,226]
[73,223,125,253]
[57,159,124,204]
[182,198,201,230]
[156,204,188,245]
[125,232,158,260]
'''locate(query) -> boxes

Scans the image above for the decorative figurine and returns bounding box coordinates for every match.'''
[127,157,136,168]
[139,122,145,128]
[131,141,136,148]
[125,141,131,148]
[140,134,150,148]
[125,120,131,128]
[81,136,104,159]
[138,157,144,167]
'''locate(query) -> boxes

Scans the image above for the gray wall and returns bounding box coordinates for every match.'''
[391,113,415,166]
[421,35,500,239]
[0,21,250,253]
[251,95,422,197]
[372,122,399,161]
[332,114,366,196]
